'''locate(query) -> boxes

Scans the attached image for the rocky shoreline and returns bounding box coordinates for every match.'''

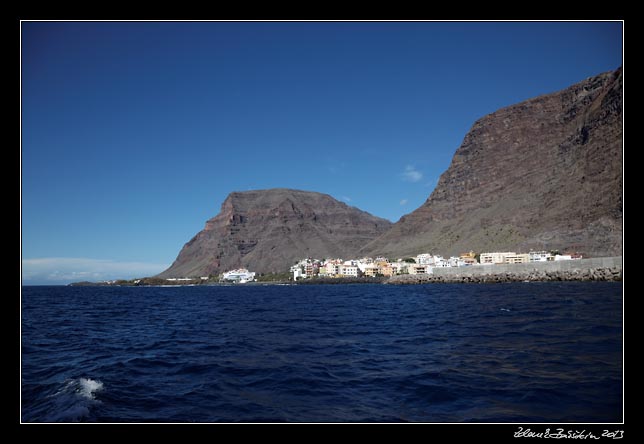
[386,267,622,285]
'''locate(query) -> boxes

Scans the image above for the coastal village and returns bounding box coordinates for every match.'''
[218,250,582,283]
[86,249,618,287]
[287,251,582,281]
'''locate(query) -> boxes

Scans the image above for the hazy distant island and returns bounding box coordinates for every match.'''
[73,67,622,287]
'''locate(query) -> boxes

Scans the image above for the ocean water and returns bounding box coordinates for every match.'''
[21,283,622,423]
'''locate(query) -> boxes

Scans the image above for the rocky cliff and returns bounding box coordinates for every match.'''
[158,189,392,277]
[362,67,623,258]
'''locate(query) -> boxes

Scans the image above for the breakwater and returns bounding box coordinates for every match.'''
[386,257,622,284]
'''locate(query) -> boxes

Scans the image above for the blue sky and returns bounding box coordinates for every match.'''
[21,21,623,284]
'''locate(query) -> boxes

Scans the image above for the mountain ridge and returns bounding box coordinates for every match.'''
[157,188,392,278]
[361,67,623,258]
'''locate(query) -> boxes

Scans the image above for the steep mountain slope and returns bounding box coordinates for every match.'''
[362,67,623,258]
[158,189,392,277]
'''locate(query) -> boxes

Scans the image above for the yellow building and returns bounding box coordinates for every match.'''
[503,253,530,264]
[459,251,478,265]
[480,252,516,264]
[480,252,530,264]
[363,264,380,277]
[375,259,390,268]
[408,264,428,275]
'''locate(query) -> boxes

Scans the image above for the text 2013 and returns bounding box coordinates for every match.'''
[514,427,624,439]
[602,430,624,439]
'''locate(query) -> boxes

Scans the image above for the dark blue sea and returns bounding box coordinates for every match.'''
[21,283,622,423]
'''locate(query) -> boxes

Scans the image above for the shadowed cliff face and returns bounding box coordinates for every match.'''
[157,189,392,278]
[362,67,623,258]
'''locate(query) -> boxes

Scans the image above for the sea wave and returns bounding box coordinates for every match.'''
[26,377,104,422]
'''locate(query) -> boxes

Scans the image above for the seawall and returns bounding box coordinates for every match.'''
[386,257,622,284]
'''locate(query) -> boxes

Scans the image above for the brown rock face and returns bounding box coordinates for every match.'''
[362,67,623,258]
[158,189,392,277]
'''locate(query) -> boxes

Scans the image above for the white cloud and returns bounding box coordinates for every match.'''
[341,195,352,203]
[22,257,169,285]
[400,199,408,206]
[401,165,423,183]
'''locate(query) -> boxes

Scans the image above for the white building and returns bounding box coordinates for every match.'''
[529,251,554,262]
[390,262,405,274]
[433,256,450,267]
[326,262,341,276]
[340,265,360,277]
[448,256,467,267]
[554,254,573,261]
[356,259,373,273]
[222,268,256,283]
[290,264,305,281]
[416,254,434,265]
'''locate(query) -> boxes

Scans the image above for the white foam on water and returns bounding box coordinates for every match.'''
[40,377,105,422]
[78,378,104,399]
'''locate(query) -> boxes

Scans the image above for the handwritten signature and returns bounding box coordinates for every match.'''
[514,427,624,440]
